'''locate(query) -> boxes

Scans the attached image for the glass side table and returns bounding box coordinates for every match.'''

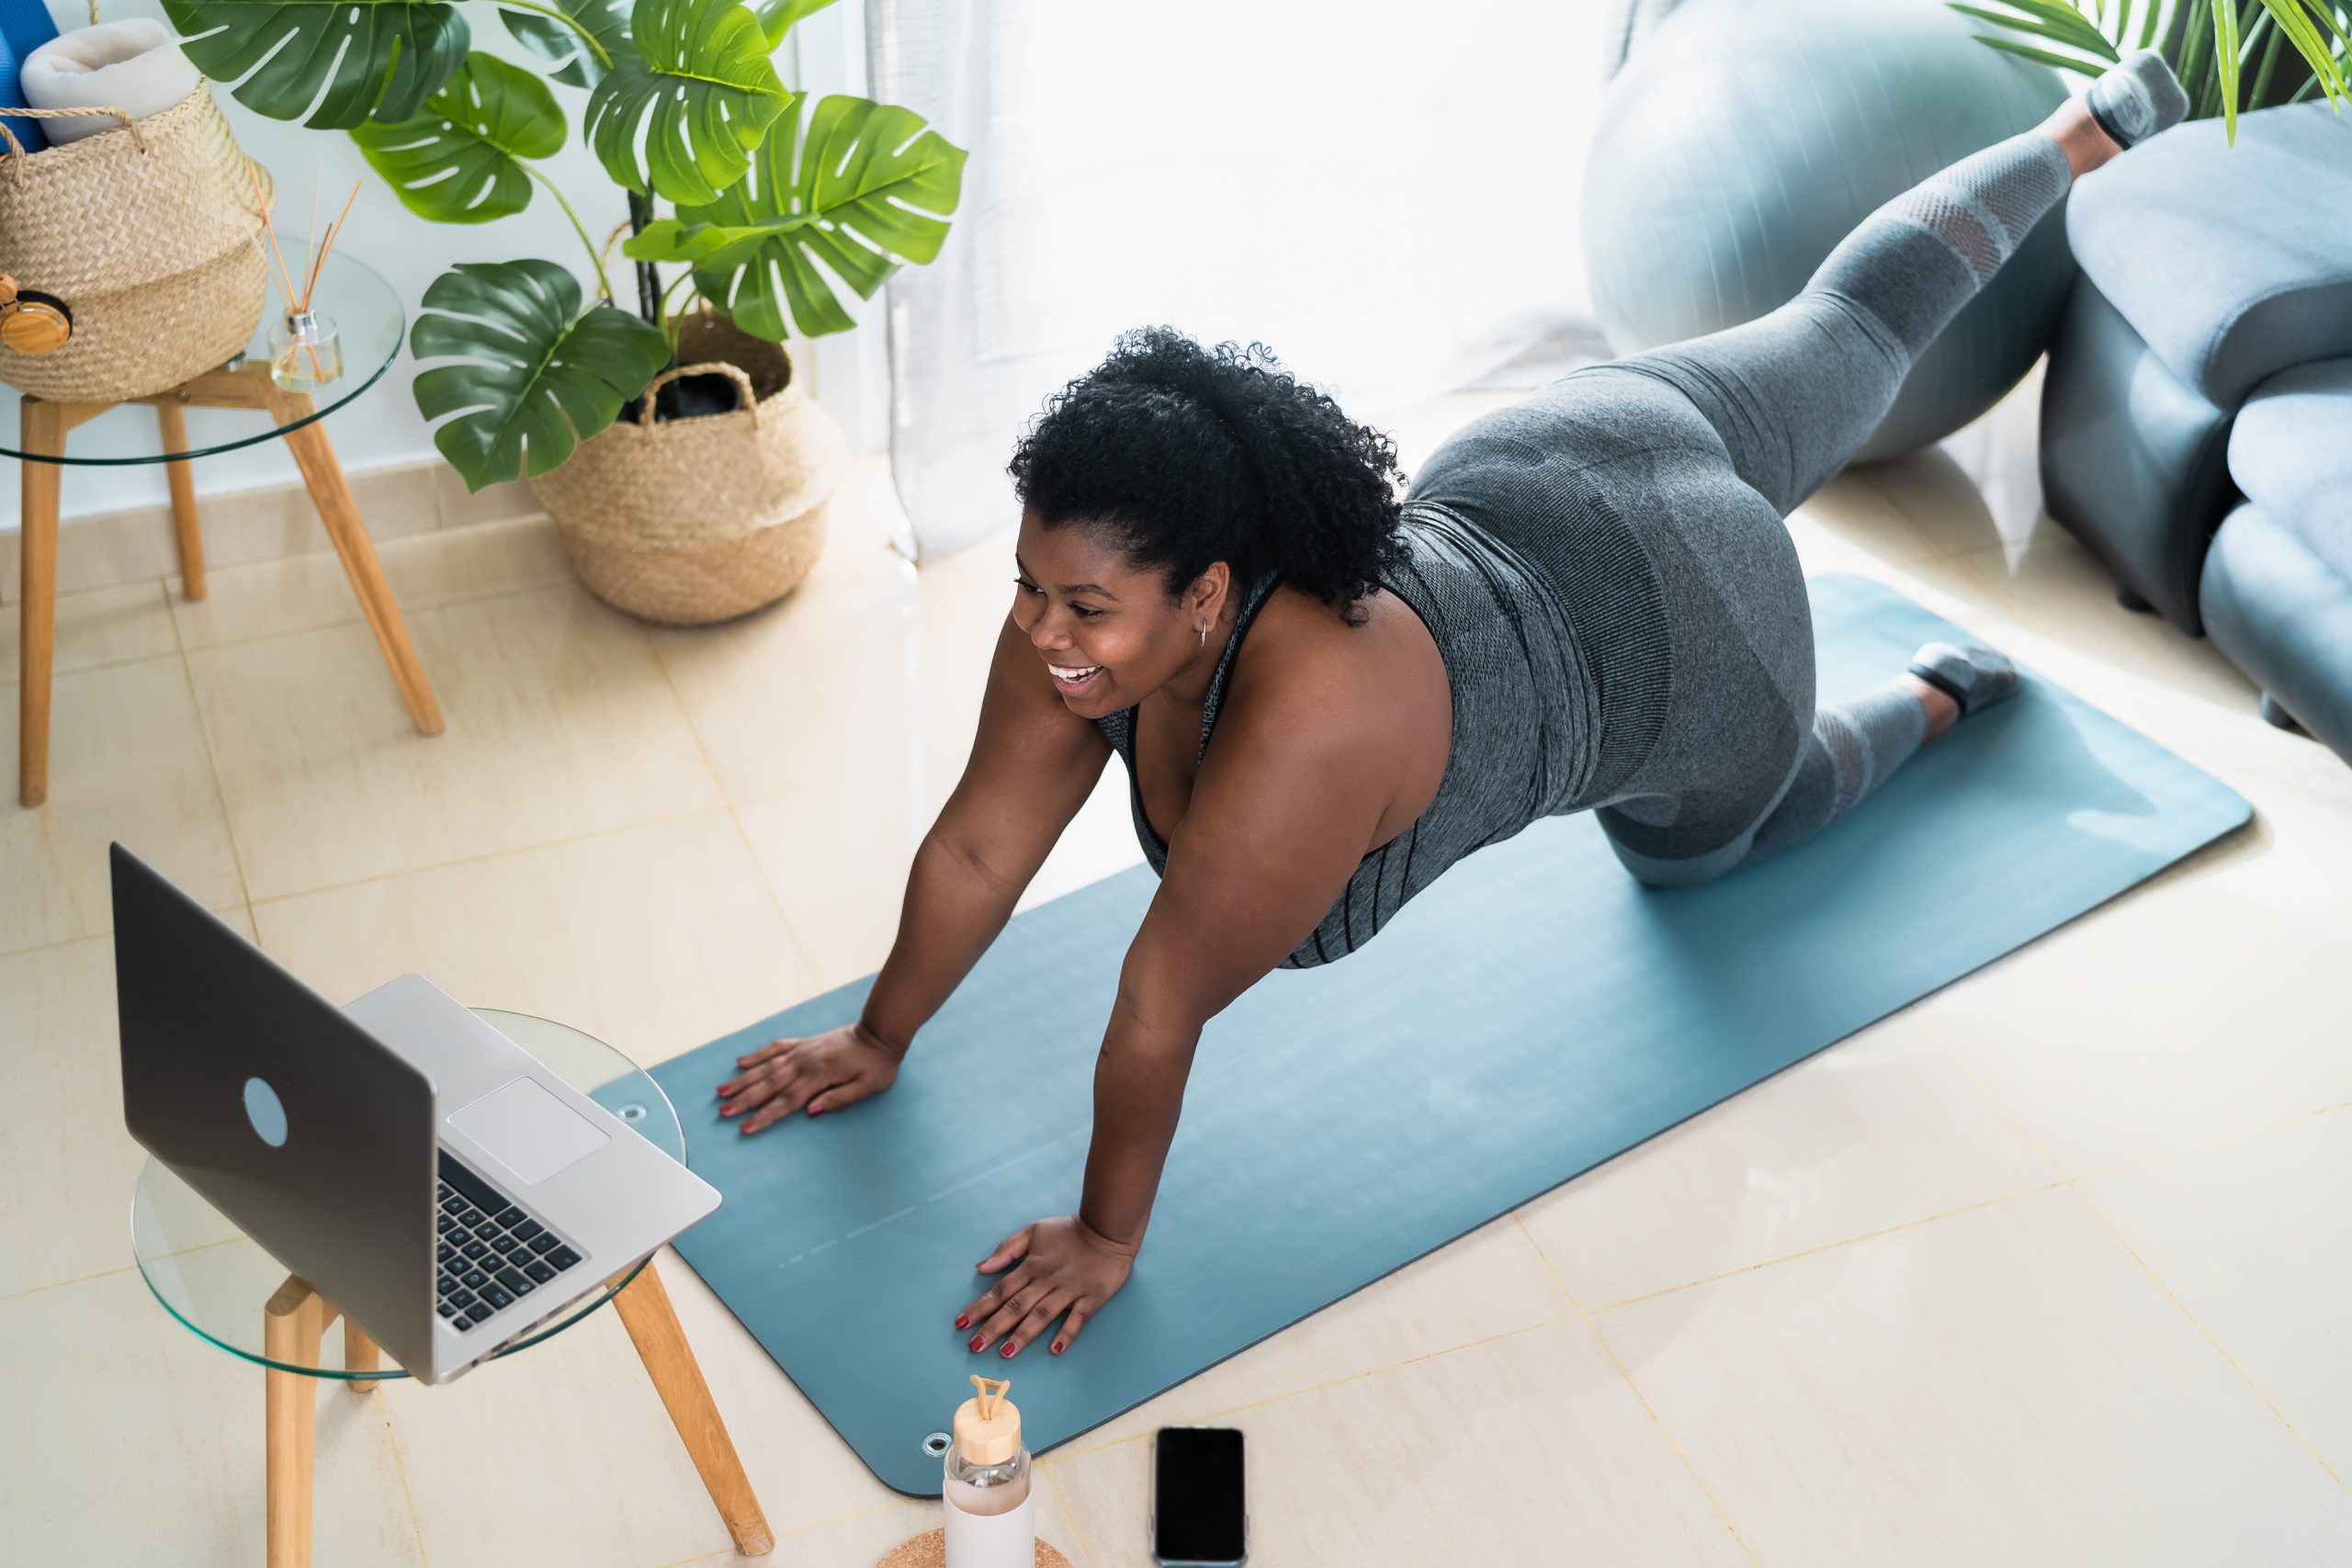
[131,1010,772,1566]
[7,243,442,808]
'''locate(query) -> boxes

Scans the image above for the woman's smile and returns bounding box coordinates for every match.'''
[1046,660,1105,695]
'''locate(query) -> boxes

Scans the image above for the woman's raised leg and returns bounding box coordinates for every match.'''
[1616,55,2183,516]
[1595,53,2187,890]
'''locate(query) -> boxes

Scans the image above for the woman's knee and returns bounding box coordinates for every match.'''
[1597,812,1755,890]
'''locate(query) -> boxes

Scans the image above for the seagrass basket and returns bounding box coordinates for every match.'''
[0,80,271,402]
[530,312,843,626]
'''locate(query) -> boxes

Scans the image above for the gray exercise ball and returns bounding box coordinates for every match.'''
[1581,0,2076,462]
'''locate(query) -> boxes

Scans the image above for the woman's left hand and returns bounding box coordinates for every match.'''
[956,1213,1137,1359]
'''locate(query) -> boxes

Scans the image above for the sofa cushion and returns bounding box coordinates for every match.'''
[2201,502,2352,764]
[2228,356,2352,582]
[2067,102,2352,407]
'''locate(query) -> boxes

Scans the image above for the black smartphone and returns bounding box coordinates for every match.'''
[1151,1425,1248,1566]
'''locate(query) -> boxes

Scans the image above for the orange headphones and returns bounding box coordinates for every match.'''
[0,274,72,355]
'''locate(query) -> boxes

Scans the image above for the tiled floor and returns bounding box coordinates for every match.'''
[5,376,2349,1566]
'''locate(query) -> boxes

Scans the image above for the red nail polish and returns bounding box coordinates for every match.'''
[808,1105,823,1117]
[1000,1342,1017,1359]
[1050,1341,1064,1355]
[956,1314,970,1330]
[968,1334,984,1352]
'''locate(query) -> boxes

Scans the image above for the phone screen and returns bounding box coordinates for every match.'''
[1153,1426,1247,1565]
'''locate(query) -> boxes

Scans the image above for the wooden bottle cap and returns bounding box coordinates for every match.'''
[1,299,70,355]
[955,1374,1023,1466]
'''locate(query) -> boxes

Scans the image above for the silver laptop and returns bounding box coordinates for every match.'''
[110,843,719,1384]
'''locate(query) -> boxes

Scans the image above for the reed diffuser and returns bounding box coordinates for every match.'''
[249,165,359,392]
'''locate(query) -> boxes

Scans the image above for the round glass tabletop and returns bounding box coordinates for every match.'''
[130,1010,679,1382]
[3,242,404,466]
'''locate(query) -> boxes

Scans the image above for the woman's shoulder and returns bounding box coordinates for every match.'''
[1221,582,1446,753]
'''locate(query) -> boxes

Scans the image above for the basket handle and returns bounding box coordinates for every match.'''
[0,106,149,181]
[637,361,758,427]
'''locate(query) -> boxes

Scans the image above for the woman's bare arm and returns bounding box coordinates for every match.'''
[1078,676,1394,1245]
[956,657,1396,1356]
[721,615,1106,1132]
[861,613,1112,1052]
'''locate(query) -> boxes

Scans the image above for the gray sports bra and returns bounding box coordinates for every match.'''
[1091,502,1619,967]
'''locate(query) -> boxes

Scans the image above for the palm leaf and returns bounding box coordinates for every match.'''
[2257,0,2349,101]
[1951,2,2124,57]
[1965,29,2116,72]
[411,260,673,489]
[350,53,564,224]
[585,0,793,204]
[2213,0,2242,137]
[1967,0,2120,53]
[500,0,630,89]
[624,94,966,340]
[163,0,468,127]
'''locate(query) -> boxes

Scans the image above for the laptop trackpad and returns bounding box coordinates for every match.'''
[449,1077,609,1186]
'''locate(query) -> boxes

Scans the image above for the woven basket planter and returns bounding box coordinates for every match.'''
[531,315,843,626]
[0,83,271,403]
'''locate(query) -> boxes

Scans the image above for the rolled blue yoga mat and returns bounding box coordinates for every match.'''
[629,574,2249,1495]
[0,0,55,152]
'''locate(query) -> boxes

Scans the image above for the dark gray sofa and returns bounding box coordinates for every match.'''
[2039,101,2352,761]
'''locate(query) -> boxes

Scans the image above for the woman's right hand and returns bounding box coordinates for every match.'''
[716,1022,905,1134]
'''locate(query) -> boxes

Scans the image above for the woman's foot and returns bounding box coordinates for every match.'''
[2041,50,2190,176]
[2086,48,2191,151]
[1905,641,2020,742]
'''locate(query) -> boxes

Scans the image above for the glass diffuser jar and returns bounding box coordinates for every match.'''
[268,309,343,392]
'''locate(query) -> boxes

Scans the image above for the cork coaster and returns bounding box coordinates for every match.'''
[874,1528,1074,1568]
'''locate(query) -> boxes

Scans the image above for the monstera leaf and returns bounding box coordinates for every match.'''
[585,0,793,204]
[411,260,673,490]
[500,0,632,90]
[624,96,965,339]
[350,54,564,224]
[164,0,468,127]
[752,0,837,47]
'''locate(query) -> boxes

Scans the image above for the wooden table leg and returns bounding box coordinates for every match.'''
[257,381,443,737]
[264,1277,334,1568]
[154,399,206,600]
[611,1258,774,1557]
[17,398,64,808]
[345,1315,381,1382]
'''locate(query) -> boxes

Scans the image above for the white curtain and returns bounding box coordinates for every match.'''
[869,0,1612,560]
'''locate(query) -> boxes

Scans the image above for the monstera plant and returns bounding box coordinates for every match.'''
[162,0,965,491]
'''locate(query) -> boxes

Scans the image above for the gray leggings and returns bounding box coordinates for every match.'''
[1568,130,2072,885]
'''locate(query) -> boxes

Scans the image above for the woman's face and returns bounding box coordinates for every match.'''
[1011,510,1224,717]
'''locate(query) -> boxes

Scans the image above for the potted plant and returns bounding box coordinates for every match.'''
[1955,0,2346,139]
[162,0,965,622]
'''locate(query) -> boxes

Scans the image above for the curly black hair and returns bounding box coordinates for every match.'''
[1007,328,1408,626]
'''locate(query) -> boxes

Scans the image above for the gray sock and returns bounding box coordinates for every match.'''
[2086,48,2190,149]
[1907,640,2021,720]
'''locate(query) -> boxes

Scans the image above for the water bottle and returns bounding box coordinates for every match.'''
[944,1374,1035,1568]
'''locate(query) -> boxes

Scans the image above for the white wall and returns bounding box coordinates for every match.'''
[3,0,886,529]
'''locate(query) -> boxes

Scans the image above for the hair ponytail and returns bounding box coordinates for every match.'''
[1007,328,1408,624]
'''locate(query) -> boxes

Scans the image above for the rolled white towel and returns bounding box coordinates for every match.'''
[22,19,199,145]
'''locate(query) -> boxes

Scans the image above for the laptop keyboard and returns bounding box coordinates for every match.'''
[435,1151,584,1332]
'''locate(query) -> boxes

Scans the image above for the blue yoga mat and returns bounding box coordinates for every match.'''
[633,574,2249,1495]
